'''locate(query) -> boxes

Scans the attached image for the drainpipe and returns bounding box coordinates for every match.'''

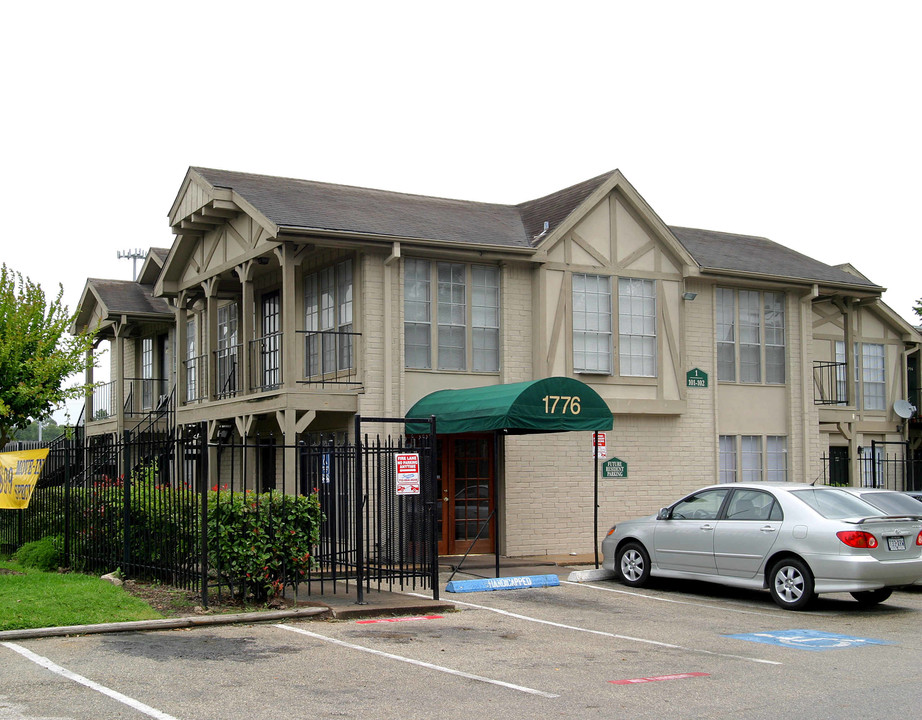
[384,243,401,420]
[802,285,819,481]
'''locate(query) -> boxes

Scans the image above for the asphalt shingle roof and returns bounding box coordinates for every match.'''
[187,167,881,291]
[193,168,534,249]
[669,226,881,289]
[88,279,172,316]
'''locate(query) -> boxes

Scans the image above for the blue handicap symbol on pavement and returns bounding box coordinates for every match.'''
[725,629,893,651]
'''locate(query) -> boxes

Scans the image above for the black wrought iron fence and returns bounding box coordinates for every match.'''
[1,417,439,605]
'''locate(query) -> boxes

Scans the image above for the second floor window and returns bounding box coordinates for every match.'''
[717,288,785,384]
[618,278,656,377]
[835,341,886,411]
[404,259,500,372]
[572,274,657,377]
[304,260,353,375]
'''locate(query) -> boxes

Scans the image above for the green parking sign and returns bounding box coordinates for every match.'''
[602,457,628,478]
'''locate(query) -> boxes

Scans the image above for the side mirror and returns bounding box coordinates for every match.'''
[656,507,671,520]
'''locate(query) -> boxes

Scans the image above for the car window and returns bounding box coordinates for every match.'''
[855,491,922,516]
[790,488,887,519]
[670,488,729,520]
[726,489,781,521]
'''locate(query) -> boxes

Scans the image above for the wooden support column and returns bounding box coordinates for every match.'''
[236,261,256,395]
[175,292,189,405]
[203,278,221,401]
[275,243,300,393]
[113,321,127,437]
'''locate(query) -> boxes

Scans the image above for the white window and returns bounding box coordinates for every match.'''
[438,263,466,370]
[472,265,500,372]
[721,435,788,483]
[717,288,785,384]
[741,436,762,482]
[835,341,886,411]
[572,274,612,374]
[717,288,736,381]
[185,318,197,402]
[140,337,154,409]
[404,259,432,369]
[618,278,656,377]
[862,343,885,410]
[305,260,353,376]
[216,302,238,396]
[766,436,787,482]
[404,259,500,372]
[719,436,737,483]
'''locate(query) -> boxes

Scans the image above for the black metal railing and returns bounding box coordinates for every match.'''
[300,330,361,386]
[249,332,282,392]
[184,354,207,404]
[214,345,240,399]
[813,361,848,405]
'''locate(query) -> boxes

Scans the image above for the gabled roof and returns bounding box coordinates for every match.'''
[190,167,533,249]
[72,278,172,333]
[171,167,884,295]
[670,226,883,291]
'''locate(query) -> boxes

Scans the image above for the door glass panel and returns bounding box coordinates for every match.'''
[452,437,491,544]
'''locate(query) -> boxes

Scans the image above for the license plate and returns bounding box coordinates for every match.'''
[887,536,906,551]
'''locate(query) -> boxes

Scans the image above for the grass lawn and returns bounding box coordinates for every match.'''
[0,561,164,631]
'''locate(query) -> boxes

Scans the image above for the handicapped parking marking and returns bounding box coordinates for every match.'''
[725,629,893,651]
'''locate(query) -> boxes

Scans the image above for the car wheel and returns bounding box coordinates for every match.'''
[768,558,815,610]
[616,542,651,587]
[850,588,893,606]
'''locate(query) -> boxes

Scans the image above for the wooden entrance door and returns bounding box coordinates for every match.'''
[438,435,494,555]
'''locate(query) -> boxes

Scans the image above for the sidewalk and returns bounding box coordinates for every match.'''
[290,553,600,619]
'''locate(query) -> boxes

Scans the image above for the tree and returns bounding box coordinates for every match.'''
[0,264,96,450]
[11,417,65,442]
[914,297,921,322]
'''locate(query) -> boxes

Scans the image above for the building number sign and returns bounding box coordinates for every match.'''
[542,395,581,414]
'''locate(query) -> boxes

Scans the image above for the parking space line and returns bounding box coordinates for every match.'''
[273,624,560,698]
[564,581,808,617]
[1,642,181,720]
[563,581,837,617]
[410,594,781,666]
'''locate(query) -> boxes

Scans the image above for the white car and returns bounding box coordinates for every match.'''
[601,483,922,610]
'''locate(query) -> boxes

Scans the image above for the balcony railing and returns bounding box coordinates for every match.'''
[88,378,169,421]
[300,330,361,386]
[249,332,282,393]
[813,361,848,405]
[184,354,207,404]
[214,345,241,399]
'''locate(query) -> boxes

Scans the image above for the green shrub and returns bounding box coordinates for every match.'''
[208,489,323,602]
[14,536,62,572]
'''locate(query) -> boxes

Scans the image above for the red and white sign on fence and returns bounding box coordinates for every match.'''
[395,452,420,495]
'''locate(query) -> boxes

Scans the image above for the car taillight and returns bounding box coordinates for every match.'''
[837,530,878,549]
[606,525,617,537]
[916,531,922,547]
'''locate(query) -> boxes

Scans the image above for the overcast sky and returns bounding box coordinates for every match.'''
[3,2,920,330]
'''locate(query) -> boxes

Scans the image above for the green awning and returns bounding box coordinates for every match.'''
[405,376,613,435]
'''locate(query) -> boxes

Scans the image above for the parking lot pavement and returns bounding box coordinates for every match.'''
[3,577,922,719]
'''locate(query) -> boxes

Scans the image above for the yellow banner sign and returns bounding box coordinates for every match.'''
[0,449,50,509]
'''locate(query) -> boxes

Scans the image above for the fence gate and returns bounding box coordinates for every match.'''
[354,415,439,603]
[864,440,914,490]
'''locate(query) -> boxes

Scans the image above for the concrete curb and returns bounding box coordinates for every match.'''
[566,568,616,582]
[0,606,330,641]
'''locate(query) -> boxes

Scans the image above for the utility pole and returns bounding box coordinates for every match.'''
[117,248,146,281]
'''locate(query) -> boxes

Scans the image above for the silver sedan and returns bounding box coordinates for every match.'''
[600,483,922,610]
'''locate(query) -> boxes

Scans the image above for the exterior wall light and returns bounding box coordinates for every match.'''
[682,292,698,301]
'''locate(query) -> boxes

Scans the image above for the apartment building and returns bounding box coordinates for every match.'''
[72,167,922,556]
